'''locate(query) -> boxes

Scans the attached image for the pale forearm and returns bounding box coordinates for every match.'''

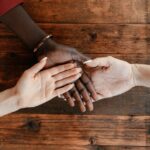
[132,64,150,87]
[0,87,20,116]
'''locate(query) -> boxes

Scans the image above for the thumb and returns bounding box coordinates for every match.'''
[84,57,109,68]
[29,57,47,76]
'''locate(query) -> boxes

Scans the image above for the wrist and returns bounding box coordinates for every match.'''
[9,87,22,110]
[131,64,143,87]
[35,38,57,61]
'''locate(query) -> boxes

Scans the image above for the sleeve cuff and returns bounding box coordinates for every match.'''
[0,0,23,16]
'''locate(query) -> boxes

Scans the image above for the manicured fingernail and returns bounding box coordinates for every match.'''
[70,83,75,88]
[74,63,77,67]
[76,68,82,72]
[91,99,95,102]
[58,94,61,98]
[79,73,82,77]
[41,57,47,62]
[83,60,92,64]
[76,73,82,78]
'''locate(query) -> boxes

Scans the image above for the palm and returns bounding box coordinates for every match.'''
[16,71,54,108]
[85,57,135,99]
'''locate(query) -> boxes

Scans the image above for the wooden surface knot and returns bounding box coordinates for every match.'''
[25,118,41,132]
[89,136,97,145]
[89,31,97,41]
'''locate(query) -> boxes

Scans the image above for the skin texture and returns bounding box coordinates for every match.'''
[84,56,136,100]
[0,5,98,112]
[36,39,99,112]
[132,64,150,87]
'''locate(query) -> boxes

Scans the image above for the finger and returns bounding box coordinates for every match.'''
[55,73,82,88]
[28,57,47,76]
[84,57,109,68]
[75,79,94,111]
[70,87,86,112]
[54,84,74,98]
[63,92,75,107]
[53,68,82,81]
[81,73,99,101]
[48,63,77,76]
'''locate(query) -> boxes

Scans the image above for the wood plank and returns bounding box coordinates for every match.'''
[0,24,150,54]
[0,145,149,150]
[23,0,147,23]
[147,0,150,23]
[0,114,149,146]
[18,90,150,115]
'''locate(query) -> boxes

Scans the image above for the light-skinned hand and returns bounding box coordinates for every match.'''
[14,57,82,108]
[84,56,136,100]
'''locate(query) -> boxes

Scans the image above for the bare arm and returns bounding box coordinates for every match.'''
[0,88,19,116]
[0,59,81,117]
[84,56,150,101]
[132,64,150,88]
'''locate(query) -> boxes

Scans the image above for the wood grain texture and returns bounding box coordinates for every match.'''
[0,114,149,147]
[1,24,150,54]
[0,0,150,149]
[17,91,150,115]
[23,0,147,23]
[0,145,149,150]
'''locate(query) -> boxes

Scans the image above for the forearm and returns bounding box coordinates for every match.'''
[0,87,20,116]
[0,5,46,50]
[132,64,150,87]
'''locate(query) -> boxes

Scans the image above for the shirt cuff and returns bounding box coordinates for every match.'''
[0,0,23,16]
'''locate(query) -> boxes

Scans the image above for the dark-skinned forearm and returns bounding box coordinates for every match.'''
[0,5,47,50]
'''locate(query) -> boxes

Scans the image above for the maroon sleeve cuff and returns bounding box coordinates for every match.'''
[0,0,23,16]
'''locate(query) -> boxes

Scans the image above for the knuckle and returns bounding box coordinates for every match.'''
[68,63,74,68]
[53,68,58,73]
[71,69,77,74]
[52,76,57,82]
[64,64,72,70]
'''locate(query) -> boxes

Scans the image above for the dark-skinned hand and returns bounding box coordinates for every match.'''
[35,39,99,112]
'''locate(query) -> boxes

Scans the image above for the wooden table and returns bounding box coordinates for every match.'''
[0,0,150,149]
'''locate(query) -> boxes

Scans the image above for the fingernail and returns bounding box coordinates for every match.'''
[74,63,77,67]
[76,73,82,78]
[91,99,95,102]
[70,83,75,88]
[76,68,82,72]
[41,57,47,62]
[58,94,61,98]
[83,60,92,64]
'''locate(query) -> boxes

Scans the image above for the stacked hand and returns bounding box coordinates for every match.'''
[36,39,99,112]
[84,56,136,100]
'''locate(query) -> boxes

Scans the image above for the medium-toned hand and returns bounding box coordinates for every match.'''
[84,56,136,100]
[15,57,82,108]
[36,39,98,112]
